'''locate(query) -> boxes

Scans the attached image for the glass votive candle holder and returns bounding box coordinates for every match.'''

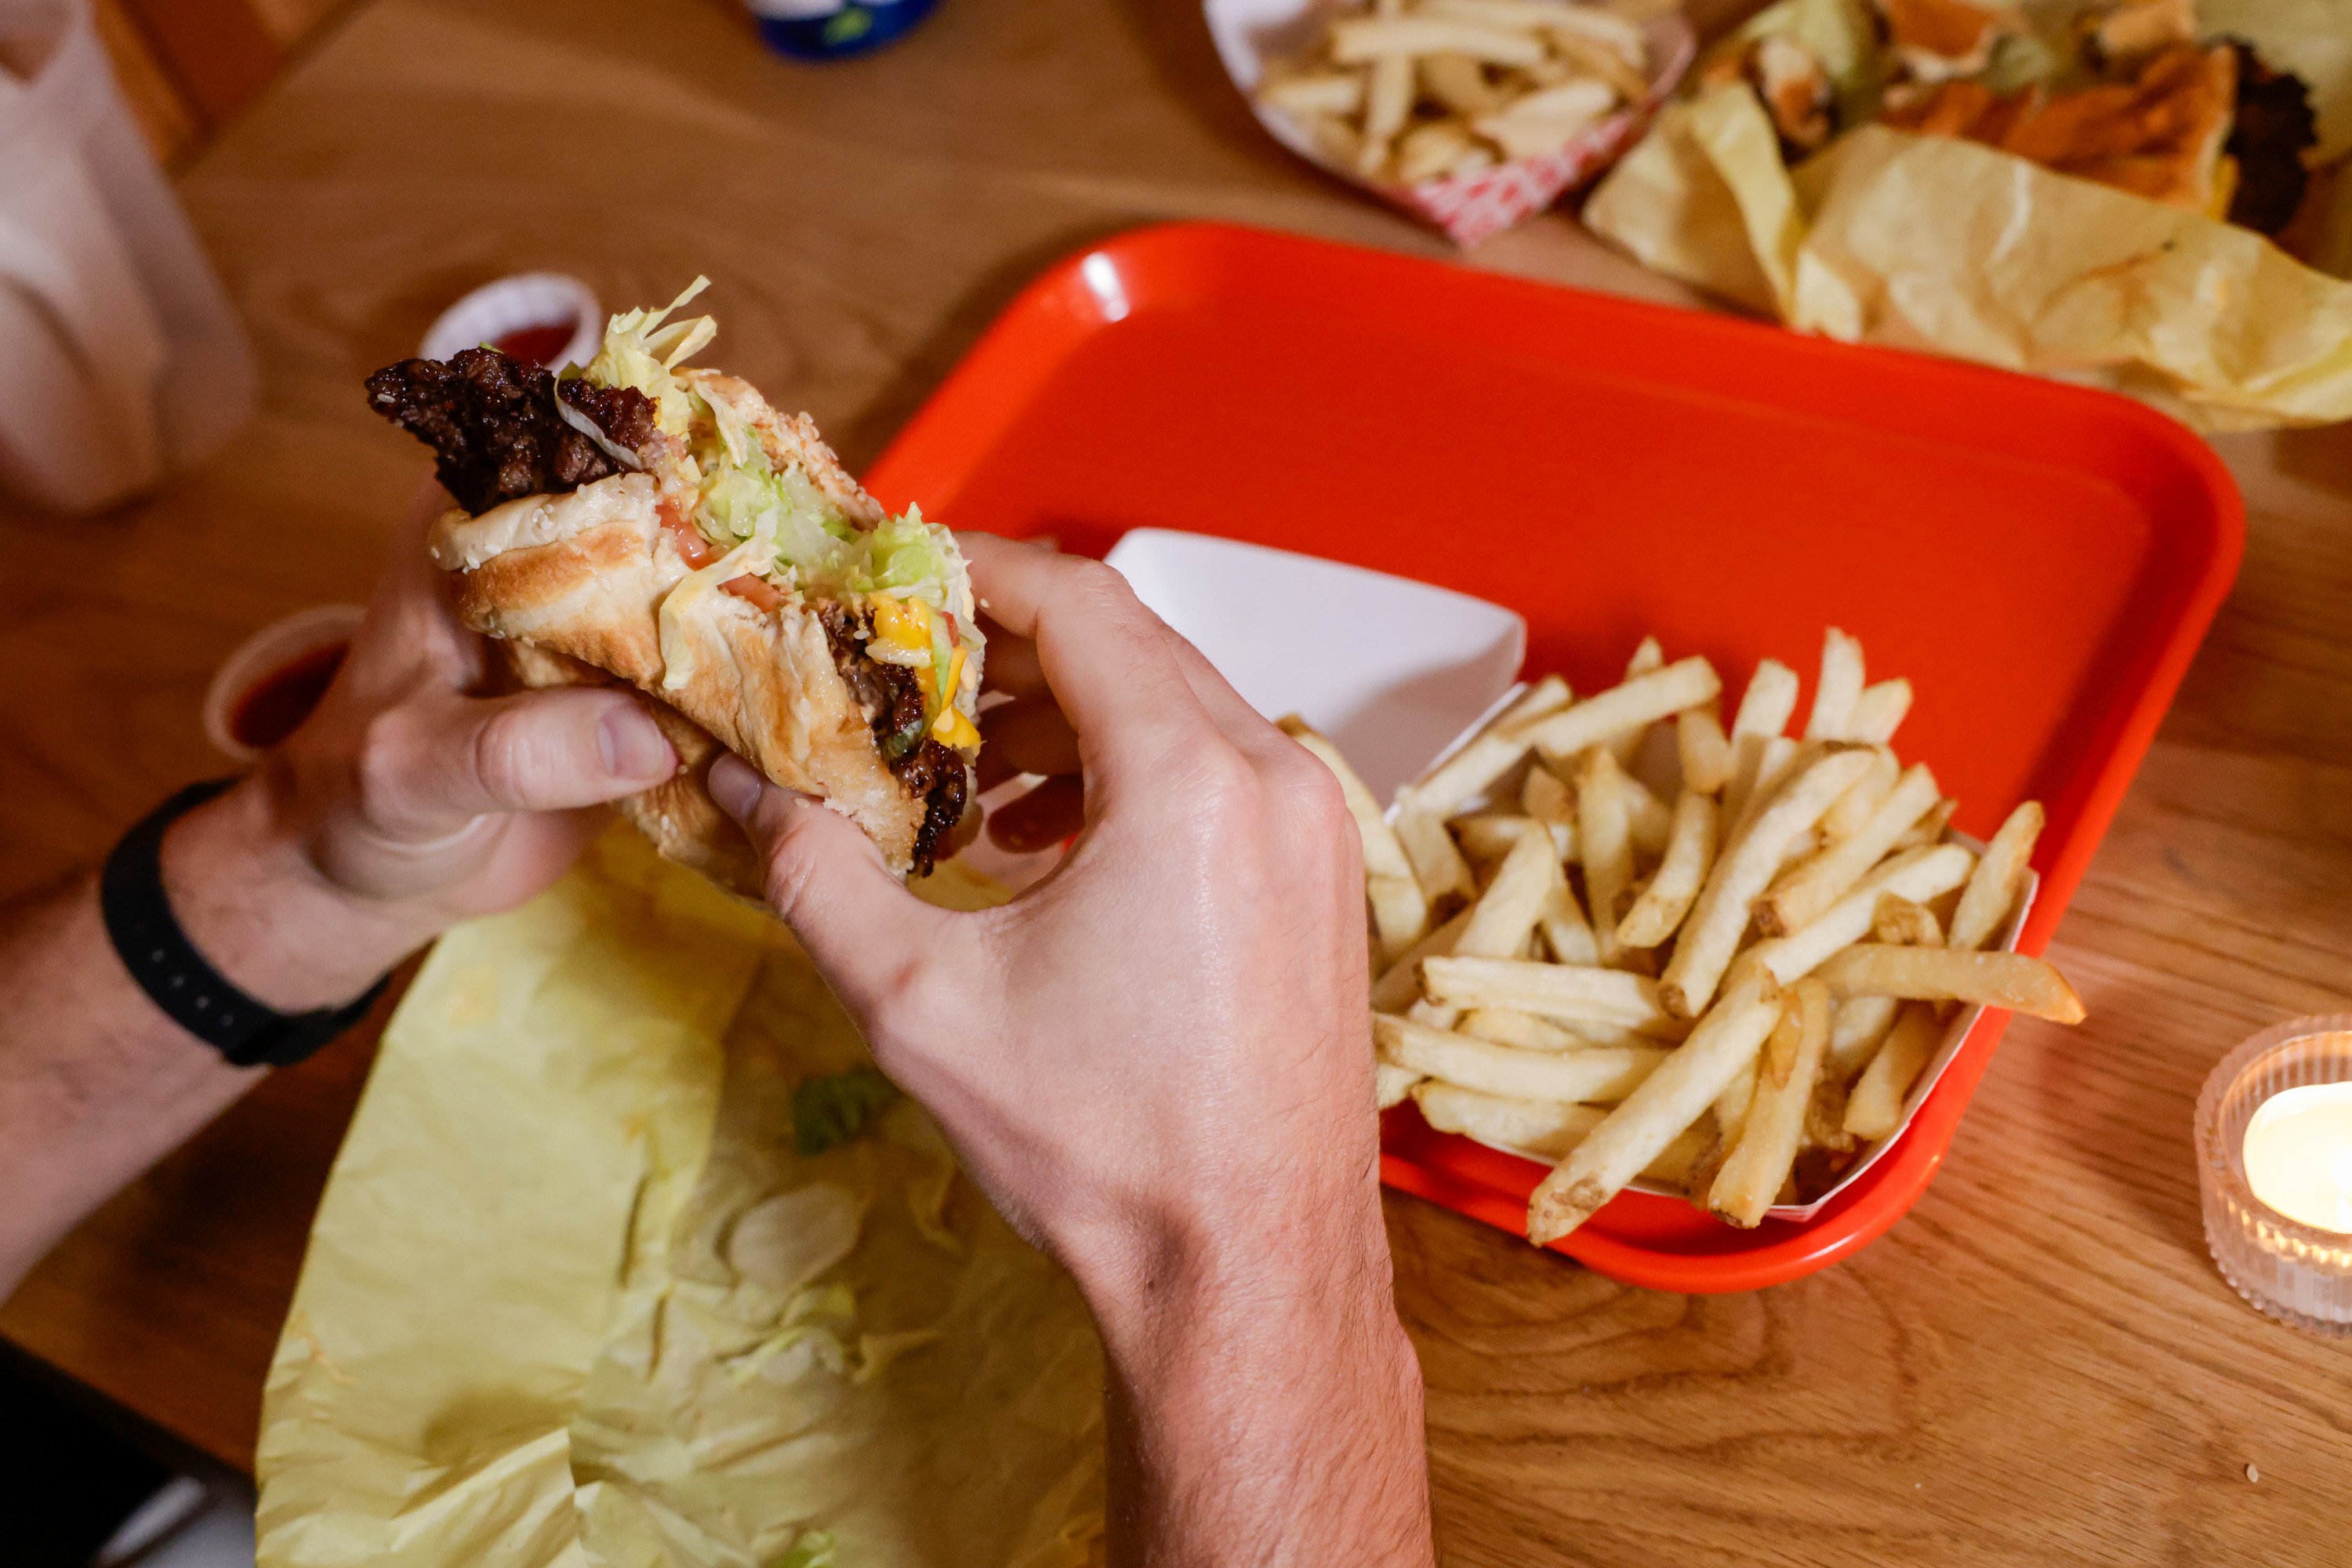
[2196,1014,2352,1337]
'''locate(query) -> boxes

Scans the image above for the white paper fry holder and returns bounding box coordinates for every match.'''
[1205,0,1695,248]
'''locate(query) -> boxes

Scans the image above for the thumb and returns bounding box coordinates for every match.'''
[708,754,951,1004]
[357,686,679,838]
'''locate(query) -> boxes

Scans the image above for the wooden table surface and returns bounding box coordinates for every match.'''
[5,0,2350,1560]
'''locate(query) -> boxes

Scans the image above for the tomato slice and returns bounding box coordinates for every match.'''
[659,497,713,568]
[720,574,784,612]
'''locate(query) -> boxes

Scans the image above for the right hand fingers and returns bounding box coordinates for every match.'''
[987,775,1085,853]
[960,535,1210,782]
[977,694,1081,793]
[707,755,956,1013]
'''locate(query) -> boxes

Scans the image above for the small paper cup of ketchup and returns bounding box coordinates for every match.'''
[203,604,367,764]
[419,273,602,368]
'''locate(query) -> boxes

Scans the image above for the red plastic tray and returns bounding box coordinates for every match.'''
[864,222,2243,1291]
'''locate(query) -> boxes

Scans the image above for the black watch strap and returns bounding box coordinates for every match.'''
[101,779,390,1069]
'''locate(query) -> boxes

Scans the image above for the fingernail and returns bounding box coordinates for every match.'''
[707,753,763,821]
[598,706,673,782]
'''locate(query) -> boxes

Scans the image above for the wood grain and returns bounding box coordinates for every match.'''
[1,0,2348,1556]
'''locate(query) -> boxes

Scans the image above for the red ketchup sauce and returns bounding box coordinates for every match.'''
[230,643,348,750]
[492,318,579,367]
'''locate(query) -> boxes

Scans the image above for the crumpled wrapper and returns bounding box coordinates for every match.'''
[255,828,1105,1568]
[1584,14,2352,429]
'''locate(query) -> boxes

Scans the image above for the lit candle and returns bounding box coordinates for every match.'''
[2243,1083,2352,1233]
[2197,1017,2352,1338]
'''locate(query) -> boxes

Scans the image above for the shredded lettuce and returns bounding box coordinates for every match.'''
[579,277,717,436]
[792,1067,900,1157]
[771,1529,838,1568]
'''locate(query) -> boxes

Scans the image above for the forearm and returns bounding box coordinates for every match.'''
[1080,1200,1435,1568]
[0,873,259,1298]
[0,782,415,1299]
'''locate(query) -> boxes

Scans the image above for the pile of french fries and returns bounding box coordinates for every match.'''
[1254,0,1655,185]
[1287,627,2084,1247]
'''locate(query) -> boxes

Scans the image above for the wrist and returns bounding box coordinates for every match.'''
[159,776,423,1013]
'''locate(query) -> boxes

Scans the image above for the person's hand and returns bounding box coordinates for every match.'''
[710,535,1433,1565]
[165,485,679,1012]
[714,533,1373,1276]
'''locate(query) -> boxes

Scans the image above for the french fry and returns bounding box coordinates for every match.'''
[1406,996,1462,1030]
[1501,673,1575,728]
[1710,977,1831,1226]
[1818,746,1898,842]
[1367,875,1432,964]
[1756,761,1940,935]
[1546,27,1650,100]
[1406,674,1571,822]
[1329,16,1551,67]
[1412,1082,1707,1184]
[1576,747,1637,966]
[1425,0,1646,57]
[1677,702,1734,793]
[1536,876,1600,965]
[1731,657,1801,739]
[1281,720,1418,883]
[1394,798,1475,906]
[1466,1007,1657,1051]
[1394,117,1477,181]
[1375,1014,1668,1104]
[1420,955,1690,1036]
[1660,745,1876,1018]
[1618,768,1674,855]
[1376,1061,1422,1109]
[1371,906,1473,1012]
[1607,636,1664,767]
[1282,717,1429,957]
[1359,53,1415,174]
[1804,627,1866,741]
[1452,811,1574,864]
[1261,71,1369,116]
[1949,800,2045,951]
[1816,944,2085,1024]
[1849,678,1914,745]
[1521,762,1573,826]
[1616,789,1719,949]
[1419,50,1505,114]
[1460,1007,1584,1050]
[1526,967,1784,1243]
[1843,1001,1944,1139]
[1744,843,1974,985]
[1872,893,1944,947]
[1473,78,1617,157]
[1892,797,1955,852]
[1510,657,1722,773]
[1725,733,1798,835]
[1826,993,1902,1080]
[1456,821,1563,959]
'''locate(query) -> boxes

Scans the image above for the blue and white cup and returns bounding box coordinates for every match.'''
[748,0,942,60]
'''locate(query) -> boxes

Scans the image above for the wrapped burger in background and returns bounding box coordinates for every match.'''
[1583,0,2352,428]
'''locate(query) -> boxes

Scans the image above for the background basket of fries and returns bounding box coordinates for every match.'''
[1209,0,1697,247]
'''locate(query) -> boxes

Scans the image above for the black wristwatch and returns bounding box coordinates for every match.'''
[100,779,390,1069]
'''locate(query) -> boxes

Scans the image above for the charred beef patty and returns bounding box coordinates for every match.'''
[820,605,969,875]
[365,347,655,515]
[2223,40,2319,236]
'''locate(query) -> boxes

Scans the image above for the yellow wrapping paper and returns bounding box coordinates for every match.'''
[1584,16,2352,428]
[255,829,1105,1568]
